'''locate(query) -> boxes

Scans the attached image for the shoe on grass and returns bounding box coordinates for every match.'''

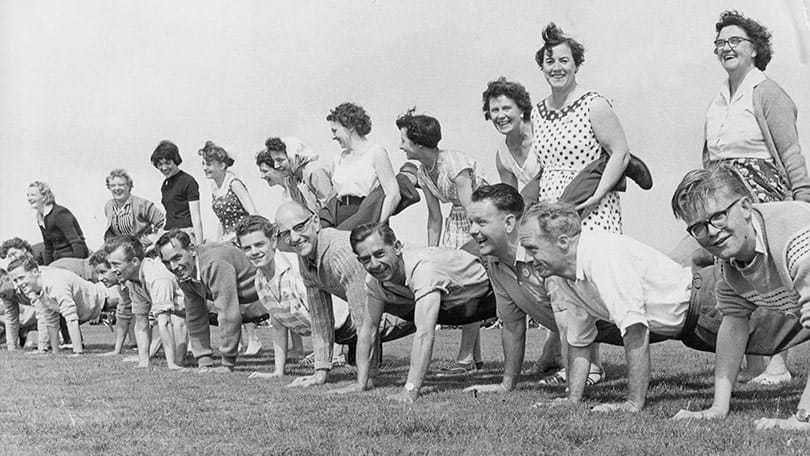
[436,361,483,377]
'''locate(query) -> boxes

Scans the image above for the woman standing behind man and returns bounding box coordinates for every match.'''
[198,140,263,355]
[703,10,810,385]
[151,140,204,245]
[483,77,542,205]
[530,23,635,385]
[103,169,165,248]
[325,102,400,227]
[396,111,487,374]
[27,181,89,265]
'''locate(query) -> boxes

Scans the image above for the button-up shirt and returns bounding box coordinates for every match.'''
[706,68,771,161]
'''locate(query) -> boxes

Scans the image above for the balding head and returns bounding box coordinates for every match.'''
[275,201,320,259]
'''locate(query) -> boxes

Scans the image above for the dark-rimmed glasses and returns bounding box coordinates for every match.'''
[278,214,313,242]
[686,197,745,239]
[713,36,751,53]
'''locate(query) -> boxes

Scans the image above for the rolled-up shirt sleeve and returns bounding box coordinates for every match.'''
[566,305,599,347]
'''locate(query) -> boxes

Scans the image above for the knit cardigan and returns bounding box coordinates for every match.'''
[703,78,810,202]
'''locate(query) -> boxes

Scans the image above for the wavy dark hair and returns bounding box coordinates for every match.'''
[481,77,533,121]
[715,10,772,71]
[395,110,442,149]
[198,140,235,167]
[534,22,585,68]
[326,102,372,136]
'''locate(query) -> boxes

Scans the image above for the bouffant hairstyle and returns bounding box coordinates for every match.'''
[0,237,34,259]
[481,77,533,121]
[28,181,56,205]
[395,111,442,149]
[198,140,235,167]
[256,137,288,168]
[150,140,183,167]
[326,102,372,136]
[105,169,134,189]
[534,22,585,68]
[715,10,772,71]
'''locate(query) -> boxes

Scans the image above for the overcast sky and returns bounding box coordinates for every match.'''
[2,0,809,252]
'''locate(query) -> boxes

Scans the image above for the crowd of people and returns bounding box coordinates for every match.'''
[1,11,810,432]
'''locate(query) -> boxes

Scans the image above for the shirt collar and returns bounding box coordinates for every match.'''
[730,212,766,269]
[721,68,767,102]
[575,232,589,281]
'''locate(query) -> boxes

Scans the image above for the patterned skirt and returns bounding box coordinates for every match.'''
[712,158,789,203]
[441,205,472,249]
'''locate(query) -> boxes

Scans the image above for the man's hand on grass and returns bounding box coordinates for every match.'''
[532,397,575,409]
[463,383,508,395]
[328,381,372,395]
[249,370,284,380]
[754,416,810,431]
[591,401,641,413]
[672,407,726,420]
[386,389,417,404]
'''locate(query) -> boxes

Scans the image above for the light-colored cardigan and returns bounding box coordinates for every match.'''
[703,78,810,202]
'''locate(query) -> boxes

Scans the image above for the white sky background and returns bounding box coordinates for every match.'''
[1,0,809,252]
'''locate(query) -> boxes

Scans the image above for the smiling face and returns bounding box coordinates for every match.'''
[92,262,119,287]
[518,219,570,279]
[158,239,197,282]
[468,200,512,257]
[155,158,180,178]
[5,247,29,262]
[9,266,41,296]
[276,209,318,259]
[715,25,755,76]
[238,230,277,269]
[258,162,286,187]
[487,95,525,136]
[201,158,227,180]
[330,121,352,149]
[107,176,132,202]
[354,231,403,284]
[682,188,755,261]
[26,187,46,209]
[106,245,141,282]
[540,43,578,92]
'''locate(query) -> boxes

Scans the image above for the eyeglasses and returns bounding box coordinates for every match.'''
[686,197,745,239]
[278,215,313,242]
[713,36,751,53]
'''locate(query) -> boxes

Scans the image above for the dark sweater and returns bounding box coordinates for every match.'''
[39,204,89,264]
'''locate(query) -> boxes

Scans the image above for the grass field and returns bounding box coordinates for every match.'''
[1,326,809,455]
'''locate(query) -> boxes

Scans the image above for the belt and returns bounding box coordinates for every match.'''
[680,272,704,340]
[336,194,364,206]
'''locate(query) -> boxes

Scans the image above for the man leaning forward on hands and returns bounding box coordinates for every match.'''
[671,166,810,430]
[156,230,269,373]
[334,223,497,403]
[463,184,620,395]
[274,202,415,388]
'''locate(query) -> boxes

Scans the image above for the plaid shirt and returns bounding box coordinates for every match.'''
[298,228,368,370]
[255,252,312,336]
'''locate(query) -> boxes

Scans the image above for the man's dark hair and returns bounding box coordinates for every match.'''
[103,235,145,261]
[7,254,39,274]
[471,183,525,218]
[155,229,194,252]
[349,223,399,253]
[235,215,279,244]
[0,237,34,259]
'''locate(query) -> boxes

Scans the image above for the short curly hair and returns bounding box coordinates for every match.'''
[715,10,772,71]
[150,140,182,167]
[235,214,278,243]
[395,112,442,149]
[481,77,533,121]
[28,181,56,205]
[0,237,34,259]
[326,102,372,136]
[198,140,235,167]
[535,22,585,68]
[521,200,582,239]
[106,169,134,189]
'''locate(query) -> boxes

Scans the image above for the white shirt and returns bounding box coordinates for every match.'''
[705,68,770,161]
[331,148,379,197]
[566,231,693,347]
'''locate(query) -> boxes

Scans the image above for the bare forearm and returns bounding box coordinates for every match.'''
[427,219,442,247]
[113,317,131,353]
[501,320,527,390]
[711,317,750,415]
[66,319,83,353]
[156,313,177,365]
[593,151,629,198]
[272,326,288,374]
[567,344,592,402]
[378,191,401,224]
[356,322,375,388]
[406,328,436,389]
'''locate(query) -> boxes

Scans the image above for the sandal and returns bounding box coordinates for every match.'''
[537,369,567,386]
[585,366,605,386]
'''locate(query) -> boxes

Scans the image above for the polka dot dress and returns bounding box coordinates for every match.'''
[532,91,622,233]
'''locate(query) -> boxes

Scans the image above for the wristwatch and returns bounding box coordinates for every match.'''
[794,408,810,423]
